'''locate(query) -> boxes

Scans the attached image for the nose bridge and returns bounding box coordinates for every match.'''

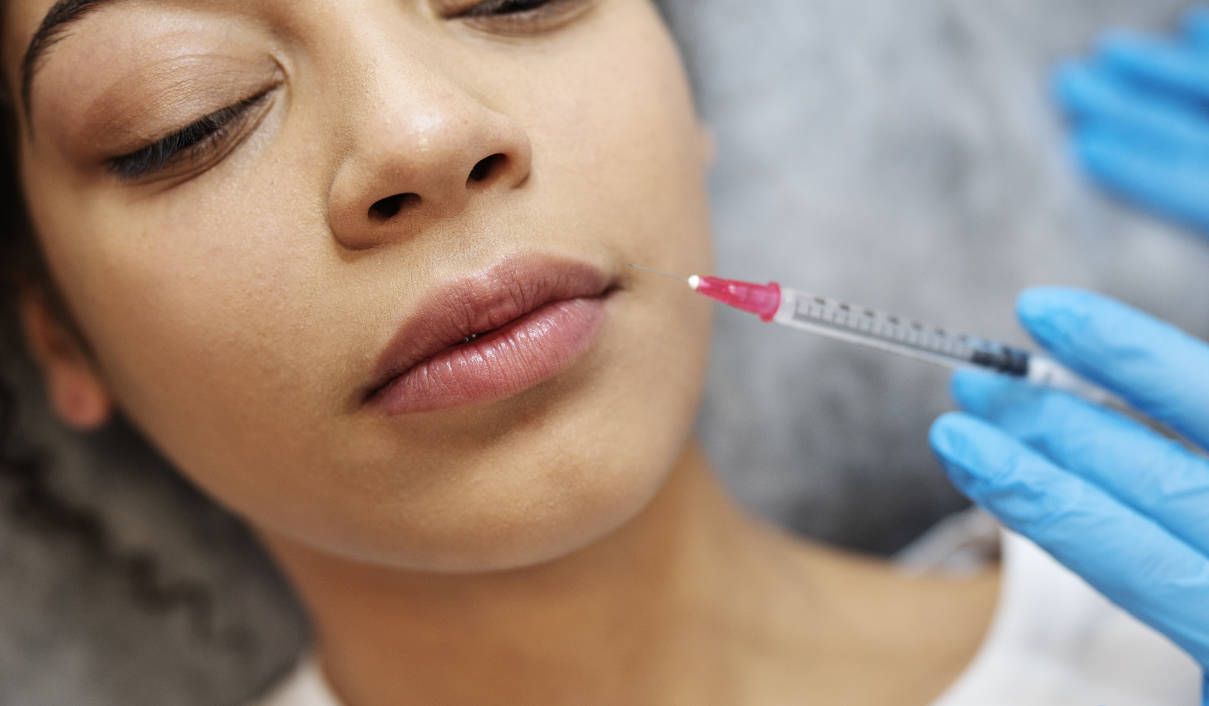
[325,21,532,250]
[358,43,482,181]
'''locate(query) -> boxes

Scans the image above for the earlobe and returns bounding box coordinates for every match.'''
[18,292,113,431]
[47,366,112,431]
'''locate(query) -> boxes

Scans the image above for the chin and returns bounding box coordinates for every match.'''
[456,466,672,573]
[401,314,710,573]
[347,442,681,575]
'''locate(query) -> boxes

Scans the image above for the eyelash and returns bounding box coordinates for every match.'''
[455,0,590,31]
[463,0,558,16]
[107,88,274,181]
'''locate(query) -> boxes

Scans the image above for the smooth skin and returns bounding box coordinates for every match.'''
[7,1,997,704]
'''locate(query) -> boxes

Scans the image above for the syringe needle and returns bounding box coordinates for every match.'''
[628,264,693,284]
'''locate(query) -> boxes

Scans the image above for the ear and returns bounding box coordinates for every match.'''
[18,291,112,431]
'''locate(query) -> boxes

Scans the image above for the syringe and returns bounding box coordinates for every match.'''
[631,265,1117,405]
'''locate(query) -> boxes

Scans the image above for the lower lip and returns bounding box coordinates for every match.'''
[371,297,609,415]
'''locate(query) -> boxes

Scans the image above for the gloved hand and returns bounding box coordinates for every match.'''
[1054,7,1209,234]
[929,288,1209,702]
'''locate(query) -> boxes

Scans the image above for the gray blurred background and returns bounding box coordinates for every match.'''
[5,1,1209,704]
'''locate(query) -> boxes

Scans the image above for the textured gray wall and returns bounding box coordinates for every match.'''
[4,2,1209,704]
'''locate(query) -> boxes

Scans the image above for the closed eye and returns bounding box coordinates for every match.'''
[107,87,275,181]
[462,0,558,16]
[451,0,595,33]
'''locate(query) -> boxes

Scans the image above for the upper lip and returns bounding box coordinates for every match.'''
[363,256,614,403]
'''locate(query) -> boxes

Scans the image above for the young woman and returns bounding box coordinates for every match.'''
[1,1,1202,704]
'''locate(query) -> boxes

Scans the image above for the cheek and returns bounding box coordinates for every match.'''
[521,5,712,272]
[95,201,330,407]
[29,157,358,501]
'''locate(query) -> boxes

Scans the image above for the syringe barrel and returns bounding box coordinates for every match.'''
[778,287,996,369]
[680,272,1121,406]
[774,286,1031,374]
[773,286,1122,404]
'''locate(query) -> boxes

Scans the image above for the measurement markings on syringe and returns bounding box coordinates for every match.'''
[794,297,976,359]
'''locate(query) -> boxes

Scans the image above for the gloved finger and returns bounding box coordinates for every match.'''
[1016,288,1209,450]
[1053,62,1209,152]
[931,412,1209,666]
[1183,7,1209,50]
[1097,31,1209,102]
[1069,126,1209,231]
[951,370,1209,556]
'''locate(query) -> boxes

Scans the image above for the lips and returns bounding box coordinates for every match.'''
[364,257,615,415]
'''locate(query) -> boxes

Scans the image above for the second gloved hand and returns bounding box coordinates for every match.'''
[1055,8,1209,234]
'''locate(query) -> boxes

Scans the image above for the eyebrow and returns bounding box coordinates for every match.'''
[20,0,127,121]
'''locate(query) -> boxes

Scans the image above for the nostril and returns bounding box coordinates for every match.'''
[468,154,508,185]
[369,193,421,222]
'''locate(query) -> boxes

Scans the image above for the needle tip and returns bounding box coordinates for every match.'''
[628,263,694,285]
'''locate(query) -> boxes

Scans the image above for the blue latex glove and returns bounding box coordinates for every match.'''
[1054,8,1209,233]
[929,288,1209,702]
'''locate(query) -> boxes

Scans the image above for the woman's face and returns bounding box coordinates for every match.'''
[6,0,714,571]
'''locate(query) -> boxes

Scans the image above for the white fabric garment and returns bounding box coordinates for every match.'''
[930,530,1200,705]
[254,653,342,706]
[250,511,1201,705]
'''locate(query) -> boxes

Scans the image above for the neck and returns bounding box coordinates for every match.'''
[257,441,802,706]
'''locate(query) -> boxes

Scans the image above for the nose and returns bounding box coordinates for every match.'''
[326,64,533,251]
